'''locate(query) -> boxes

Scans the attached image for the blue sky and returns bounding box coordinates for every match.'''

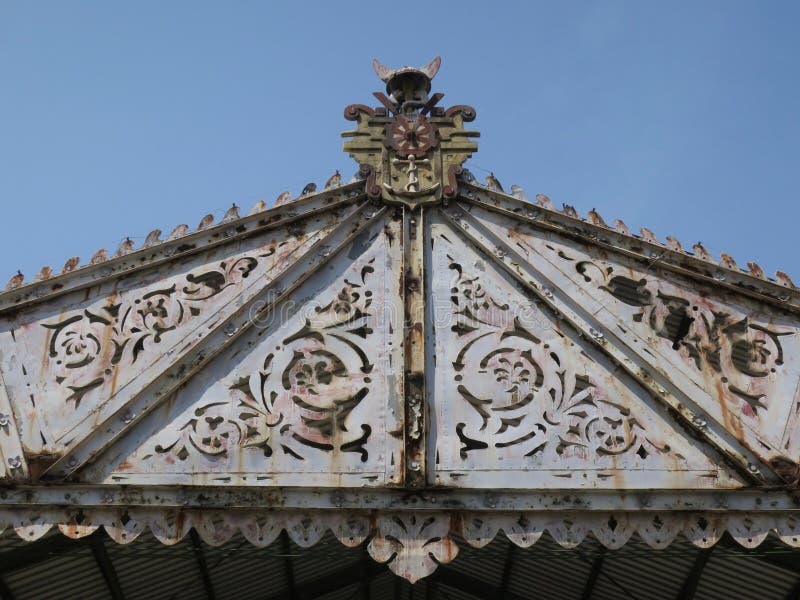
[1,2,798,284]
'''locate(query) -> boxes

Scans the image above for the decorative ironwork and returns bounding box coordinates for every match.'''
[448,259,676,464]
[1,56,800,586]
[153,263,377,463]
[41,256,263,407]
[3,507,799,582]
[572,257,793,419]
[342,57,478,208]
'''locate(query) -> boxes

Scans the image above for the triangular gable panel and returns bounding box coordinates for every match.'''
[0,196,363,476]
[427,210,745,489]
[78,211,404,487]
[457,198,800,474]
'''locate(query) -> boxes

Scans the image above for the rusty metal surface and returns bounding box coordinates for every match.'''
[1,197,370,478]
[452,189,800,485]
[0,484,797,511]
[0,57,799,583]
[0,57,797,491]
[2,506,800,583]
[86,206,404,487]
[403,206,427,487]
[430,207,752,489]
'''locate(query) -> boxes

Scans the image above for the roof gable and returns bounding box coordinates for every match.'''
[0,57,799,583]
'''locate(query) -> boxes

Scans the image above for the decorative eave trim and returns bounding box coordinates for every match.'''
[0,182,366,314]
[4,507,800,582]
[459,183,800,313]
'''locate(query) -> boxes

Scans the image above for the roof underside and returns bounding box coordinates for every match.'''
[2,527,800,600]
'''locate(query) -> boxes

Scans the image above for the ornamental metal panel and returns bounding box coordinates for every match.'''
[426,209,744,489]
[95,210,405,487]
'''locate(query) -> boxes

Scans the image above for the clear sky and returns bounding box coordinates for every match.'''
[1,2,798,284]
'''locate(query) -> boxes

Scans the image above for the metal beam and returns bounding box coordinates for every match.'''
[676,547,713,600]
[402,205,427,487]
[0,485,797,512]
[581,548,606,600]
[280,532,297,600]
[425,579,435,600]
[499,542,516,599]
[359,547,373,600]
[189,529,217,600]
[89,534,125,600]
[0,533,88,575]
[0,371,27,481]
[393,574,401,600]
[786,577,800,600]
[431,566,529,600]
[0,576,15,600]
[264,560,385,600]
[575,549,639,600]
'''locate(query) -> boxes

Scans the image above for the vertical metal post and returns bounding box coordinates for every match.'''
[403,205,426,487]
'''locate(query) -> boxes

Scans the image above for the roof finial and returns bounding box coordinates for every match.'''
[343,57,478,208]
[372,56,441,114]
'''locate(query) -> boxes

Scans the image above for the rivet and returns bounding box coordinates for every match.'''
[7,456,21,470]
[0,414,9,427]
[692,417,707,428]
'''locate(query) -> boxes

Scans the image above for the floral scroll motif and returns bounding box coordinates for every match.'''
[449,260,674,464]
[153,260,377,463]
[42,256,263,407]
[573,259,793,418]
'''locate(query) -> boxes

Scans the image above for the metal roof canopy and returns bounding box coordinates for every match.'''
[1,57,800,588]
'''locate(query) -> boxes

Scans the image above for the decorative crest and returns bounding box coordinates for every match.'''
[342,57,479,208]
[372,57,441,113]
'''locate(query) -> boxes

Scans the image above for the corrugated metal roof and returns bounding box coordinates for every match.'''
[4,552,109,599]
[197,533,290,600]
[106,531,210,600]
[506,534,596,599]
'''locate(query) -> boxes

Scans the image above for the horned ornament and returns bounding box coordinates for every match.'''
[372,56,441,113]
